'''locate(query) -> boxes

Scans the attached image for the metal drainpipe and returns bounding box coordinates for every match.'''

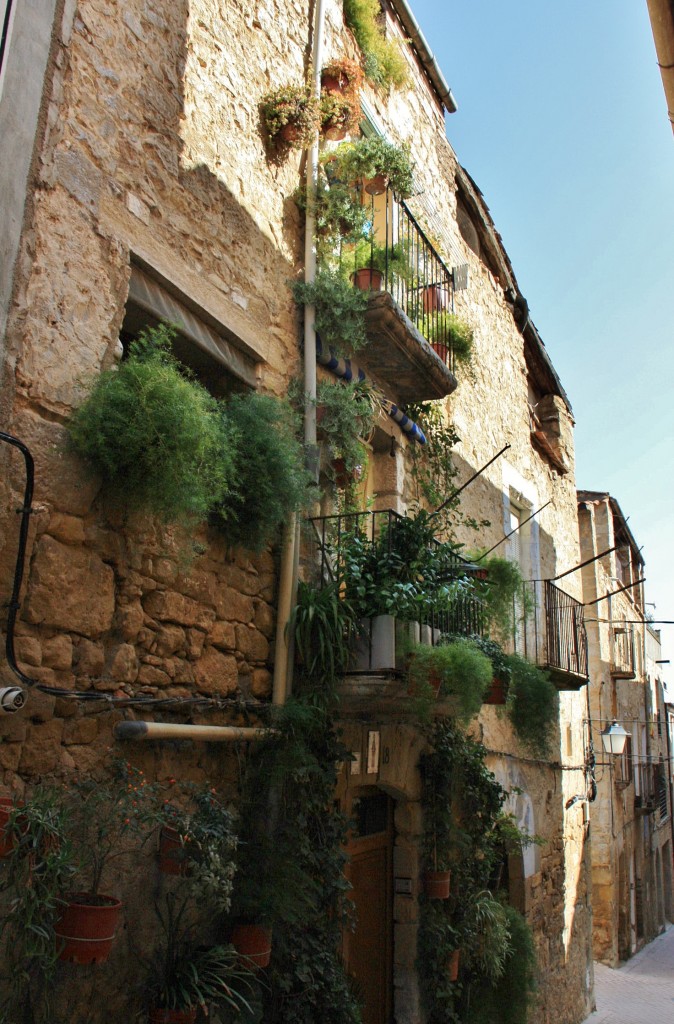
[271,0,326,708]
[114,722,273,743]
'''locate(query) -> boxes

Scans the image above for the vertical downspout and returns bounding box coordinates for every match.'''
[272,0,326,707]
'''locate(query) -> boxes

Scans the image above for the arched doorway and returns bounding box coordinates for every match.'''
[343,789,394,1024]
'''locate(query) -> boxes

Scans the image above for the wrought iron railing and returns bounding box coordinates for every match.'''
[343,189,457,369]
[511,580,588,681]
[610,627,636,678]
[307,508,484,635]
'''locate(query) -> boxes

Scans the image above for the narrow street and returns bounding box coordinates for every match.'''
[583,925,674,1024]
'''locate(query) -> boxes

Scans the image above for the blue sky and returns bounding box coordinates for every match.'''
[410,0,674,682]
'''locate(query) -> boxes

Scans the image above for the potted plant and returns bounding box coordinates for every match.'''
[292,268,369,355]
[296,169,369,248]
[320,93,361,141]
[343,0,408,90]
[146,894,251,1023]
[450,634,512,705]
[420,312,474,367]
[0,789,74,1022]
[260,84,320,148]
[330,135,415,197]
[68,324,235,525]
[314,377,384,488]
[321,57,364,97]
[55,760,161,964]
[407,639,492,722]
[505,653,559,755]
[291,579,356,683]
[0,795,16,857]
[348,234,411,291]
[212,392,310,551]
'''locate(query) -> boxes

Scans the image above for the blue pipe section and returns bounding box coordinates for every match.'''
[316,336,426,445]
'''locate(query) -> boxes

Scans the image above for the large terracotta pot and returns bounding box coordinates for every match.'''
[422,284,450,313]
[231,924,272,969]
[423,870,451,900]
[351,268,383,291]
[448,948,461,982]
[0,797,15,858]
[483,678,508,705]
[158,827,189,876]
[362,173,388,195]
[55,893,122,964]
[149,1008,197,1024]
[430,341,449,365]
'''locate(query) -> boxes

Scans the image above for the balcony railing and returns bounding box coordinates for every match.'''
[610,627,636,678]
[307,508,484,636]
[345,189,458,369]
[511,580,589,688]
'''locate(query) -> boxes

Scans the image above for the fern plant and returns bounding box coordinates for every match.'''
[68,324,236,523]
[213,391,310,551]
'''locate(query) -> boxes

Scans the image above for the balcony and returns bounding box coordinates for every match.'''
[610,627,636,679]
[306,509,484,705]
[513,581,589,690]
[345,191,459,404]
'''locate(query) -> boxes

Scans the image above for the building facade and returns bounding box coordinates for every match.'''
[578,491,671,966]
[0,2,595,1022]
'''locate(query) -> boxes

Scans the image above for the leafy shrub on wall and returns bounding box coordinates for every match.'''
[68,325,236,524]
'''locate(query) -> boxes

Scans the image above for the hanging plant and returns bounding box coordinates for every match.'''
[261,84,320,148]
[212,392,311,551]
[321,57,364,97]
[315,377,383,483]
[68,324,236,524]
[505,654,558,756]
[331,135,415,198]
[342,0,408,90]
[407,639,492,723]
[292,268,369,355]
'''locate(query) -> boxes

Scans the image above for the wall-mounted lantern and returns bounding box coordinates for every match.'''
[600,721,629,757]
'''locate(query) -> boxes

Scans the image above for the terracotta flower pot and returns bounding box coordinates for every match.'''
[430,341,449,365]
[231,924,272,969]
[351,267,383,291]
[323,122,347,141]
[0,797,15,858]
[158,827,189,876]
[149,1009,197,1024]
[448,948,461,982]
[422,284,450,313]
[280,122,303,145]
[423,870,451,900]
[331,457,363,490]
[362,173,388,195]
[55,893,122,964]
[483,678,507,705]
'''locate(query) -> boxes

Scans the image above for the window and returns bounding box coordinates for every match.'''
[616,735,633,787]
[123,263,260,396]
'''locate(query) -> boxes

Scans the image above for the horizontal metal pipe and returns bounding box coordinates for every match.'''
[114,721,272,743]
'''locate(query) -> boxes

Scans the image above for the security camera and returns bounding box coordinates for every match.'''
[0,687,26,713]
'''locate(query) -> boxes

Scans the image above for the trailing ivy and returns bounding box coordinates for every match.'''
[230,698,361,1024]
[505,654,559,757]
[418,721,533,1024]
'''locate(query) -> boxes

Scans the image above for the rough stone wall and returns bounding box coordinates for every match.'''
[0,1,594,1022]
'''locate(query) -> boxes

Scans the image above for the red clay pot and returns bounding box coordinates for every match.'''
[158,827,189,876]
[423,870,451,900]
[231,924,273,969]
[280,122,303,145]
[148,1009,197,1024]
[0,797,15,858]
[422,284,450,313]
[362,173,388,195]
[430,341,449,365]
[483,678,507,705]
[448,948,461,981]
[351,267,383,291]
[55,893,122,964]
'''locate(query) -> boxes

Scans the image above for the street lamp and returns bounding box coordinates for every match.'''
[600,721,629,757]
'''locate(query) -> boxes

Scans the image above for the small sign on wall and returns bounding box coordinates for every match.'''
[350,751,362,776]
[367,730,380,775]
[394,877,413,896]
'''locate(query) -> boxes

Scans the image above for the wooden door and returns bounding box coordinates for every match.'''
[344,792,393,1024]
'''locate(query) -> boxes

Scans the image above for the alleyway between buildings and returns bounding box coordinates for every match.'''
[583,925,674,1024]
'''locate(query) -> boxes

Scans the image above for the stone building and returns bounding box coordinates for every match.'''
[578,491,672,965]
[0,1,594,1022]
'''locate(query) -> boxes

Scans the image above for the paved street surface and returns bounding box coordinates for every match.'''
[582,924,674,1024]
